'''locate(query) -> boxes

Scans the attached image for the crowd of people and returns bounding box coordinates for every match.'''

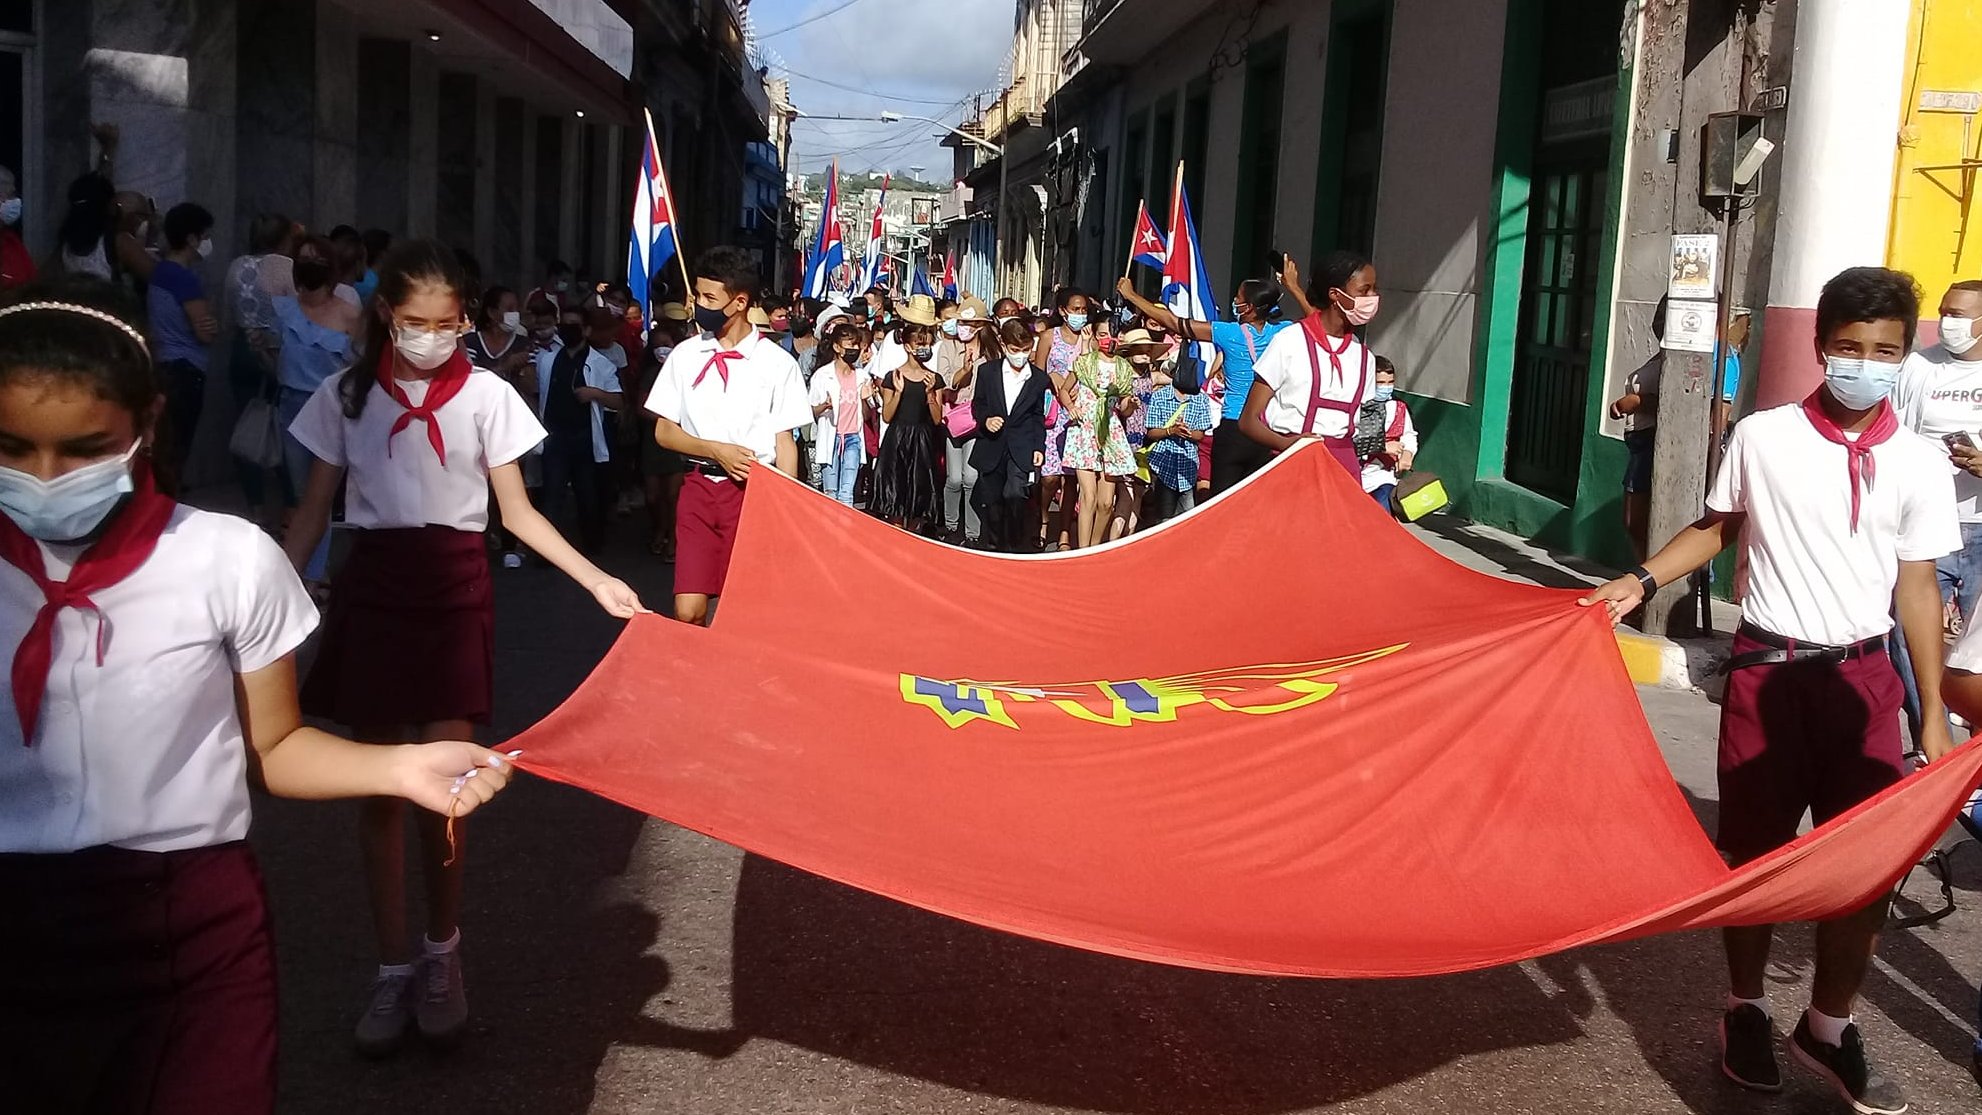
[4,122,1982,1115]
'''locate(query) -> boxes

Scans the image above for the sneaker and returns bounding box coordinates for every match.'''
[501,552,523,570]
[1719,1004,1781,1091]
[1789,1015,1908,1115]
[354,970,417,1058]
[415,947,469,1045]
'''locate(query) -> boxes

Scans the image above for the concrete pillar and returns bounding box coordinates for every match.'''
[1753,0,1911,409]
[495,96,527,288]
[36,0,92,260]
[434,70,476,253]
[406,45,438,238]
[87,0,236,233]
[312,2,357,229]
[557,117,582,272]
[472,81,497,281]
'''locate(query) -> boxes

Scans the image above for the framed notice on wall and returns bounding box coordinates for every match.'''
[1668,235,1720,302]
[1662,299,1719,354]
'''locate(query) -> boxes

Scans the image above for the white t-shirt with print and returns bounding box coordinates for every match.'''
[1893,342,1982,524]
[290,367,547,531]
[0,509,318,853]
[1708,401,1961,645]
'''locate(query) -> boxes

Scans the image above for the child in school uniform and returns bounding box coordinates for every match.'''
[284,240,643,1057]
[1585,267,1957,1115]
[1362,355,1420,512]
[0,277,519,1112]
[648,247,813,626]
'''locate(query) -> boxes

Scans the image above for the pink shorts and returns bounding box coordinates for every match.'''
[675,471,746,597]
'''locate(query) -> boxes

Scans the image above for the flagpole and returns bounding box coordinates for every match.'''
[647,108,694,305]
[1122,200,1138,281]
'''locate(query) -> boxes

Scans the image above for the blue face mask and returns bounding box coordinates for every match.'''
[1823,355,1903,410]
[1375,384,1395,402]
[0,442,142,542]
[1065,313,1089,331]
[941,318,959,337]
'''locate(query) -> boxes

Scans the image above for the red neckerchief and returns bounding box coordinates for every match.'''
[378,347,473,466]
[0,460,176,745]
[1299,318,1368,435]
[1801,390,1899,533]
[695,335,751,390]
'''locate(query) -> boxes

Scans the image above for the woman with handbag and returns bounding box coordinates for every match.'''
[937,296,993,546]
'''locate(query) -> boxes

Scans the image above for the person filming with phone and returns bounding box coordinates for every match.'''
[1890,277,1982,750]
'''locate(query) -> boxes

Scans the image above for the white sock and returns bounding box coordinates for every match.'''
[1805,1007,1853,1046]
[423,929,461,955]
[1727,993,1769,1017]
[378,962,415,979]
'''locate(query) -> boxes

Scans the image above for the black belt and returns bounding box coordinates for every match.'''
[691,461,730,478]
[1723,622,1887,673]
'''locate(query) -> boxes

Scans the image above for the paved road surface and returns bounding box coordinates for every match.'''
[256,530,1982,1114]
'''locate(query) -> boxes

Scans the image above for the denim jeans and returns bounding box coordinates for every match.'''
[1893,521,1982,745]
[824,433,861,507]
[278,387,330,583]
[944,437,979,539]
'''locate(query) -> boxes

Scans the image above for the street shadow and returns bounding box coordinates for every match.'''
[1415,512,1607,591]
[260,535,704,1114]
[691,854,1586,1114]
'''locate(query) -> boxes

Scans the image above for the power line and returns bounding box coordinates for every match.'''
[777,64,980,108]
[756,0,876,39]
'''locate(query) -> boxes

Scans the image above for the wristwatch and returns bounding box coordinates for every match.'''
[1627,565,1658,596]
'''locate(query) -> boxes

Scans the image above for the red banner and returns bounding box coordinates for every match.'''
[514,444,1982,977]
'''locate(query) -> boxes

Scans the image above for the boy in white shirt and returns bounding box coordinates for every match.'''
[535,303,624,555]
[1360,356,1419,512]
[647,247,812,625]
[1888,278,1982,747]
[1585,267,1958,1115]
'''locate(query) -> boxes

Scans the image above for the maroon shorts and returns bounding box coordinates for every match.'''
[676,471,747,597]
[1716,629,1908,865]
[302,525,494,727]
[0,841,278,1114]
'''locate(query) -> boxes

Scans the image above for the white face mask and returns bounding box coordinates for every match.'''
[0,198,20,226]
[1823,355,1904,410]
[196,237,213,260]
[1942,316,1979,358]
[1004,350,1029,369]
[394,325,460,371]
[500,310,526,336]
[0,442,142,542]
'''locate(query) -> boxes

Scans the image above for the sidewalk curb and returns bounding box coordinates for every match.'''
[1615,631,1732,692]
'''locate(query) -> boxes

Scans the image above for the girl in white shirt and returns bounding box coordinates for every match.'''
[284,240,644,1057]
[0,278,517,1114]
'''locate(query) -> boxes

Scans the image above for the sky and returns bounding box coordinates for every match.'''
[748,0,1013,181]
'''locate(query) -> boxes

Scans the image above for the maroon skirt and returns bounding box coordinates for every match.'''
[0,842,278,1114]
[301,526,494,727]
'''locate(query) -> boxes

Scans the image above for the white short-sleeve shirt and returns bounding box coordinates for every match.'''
[1249,326,1378,440]
[0,509,319,853]
[534,341,624,464]
[645,330,813,470]
[1892,343,1982,524]
[1708,401,1961,645]
[290,367,547,531]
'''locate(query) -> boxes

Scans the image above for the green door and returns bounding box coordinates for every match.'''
[1505,158,1606,504]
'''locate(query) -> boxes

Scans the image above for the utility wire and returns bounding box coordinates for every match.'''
[756,0,876,39]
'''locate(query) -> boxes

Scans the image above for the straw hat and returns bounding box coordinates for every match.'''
[898,294,940,327]
[956,295,993,323]
[748,307,772,330]
[657,302,691,322]
[1117,328,1159,349]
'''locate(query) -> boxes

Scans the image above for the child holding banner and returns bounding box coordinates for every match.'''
[1584,266,1956,1115]
[284,240,642,1057]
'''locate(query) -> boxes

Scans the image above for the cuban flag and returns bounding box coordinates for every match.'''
[1129,198,1168,272]
[910,264,935,298]
[805,162,845,299]
[941,252,958,299]
[858,175,890,291]
[628,109,681,329]
[1160,163,1220,373]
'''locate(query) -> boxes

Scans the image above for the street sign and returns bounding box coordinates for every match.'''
[1920,90,1982,114]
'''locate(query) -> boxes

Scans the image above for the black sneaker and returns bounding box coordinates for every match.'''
[1789,1016,1908,1115]
[1719,1004,1781,1091]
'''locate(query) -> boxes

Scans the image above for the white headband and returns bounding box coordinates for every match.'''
[0,300,151,356]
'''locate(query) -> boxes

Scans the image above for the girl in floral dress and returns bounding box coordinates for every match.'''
[1062,318,1137,549]
[1032,290,1088,550]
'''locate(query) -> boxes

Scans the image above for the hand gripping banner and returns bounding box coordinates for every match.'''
[512,444,1982,978]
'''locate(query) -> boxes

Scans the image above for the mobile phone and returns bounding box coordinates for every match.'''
[1946,431,1979,452]
[1265,248,1287,277]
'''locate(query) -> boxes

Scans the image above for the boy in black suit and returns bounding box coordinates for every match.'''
[971,318,1050,551]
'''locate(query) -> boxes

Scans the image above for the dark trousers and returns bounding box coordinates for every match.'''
[541,430,604,552]
[157,358,206,491]
[973,464,1031,552]
[1209,422,1274,496]
[1145,484,1195,528]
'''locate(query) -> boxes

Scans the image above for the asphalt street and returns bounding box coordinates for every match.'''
[255,527,1982,1115]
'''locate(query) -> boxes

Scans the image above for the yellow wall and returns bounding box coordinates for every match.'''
[1889,0,1982,295]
